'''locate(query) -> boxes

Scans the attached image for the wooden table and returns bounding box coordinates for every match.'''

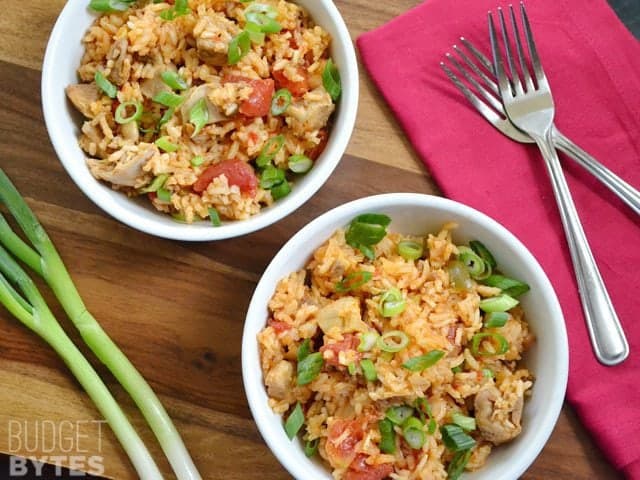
[0,1,633,479]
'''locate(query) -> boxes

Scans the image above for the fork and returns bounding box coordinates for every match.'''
[489,3,629,366]
[440,38,640,216]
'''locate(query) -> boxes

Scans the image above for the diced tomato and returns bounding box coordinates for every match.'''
[147,192,157,201]
[325,419,364,469]
[345,464,394,480]
[308,129,329,161]
[319,334,360,367]
[222,75,274,117]
[268,318,292,334]
[272,68,310,97]
[193,159,258,197]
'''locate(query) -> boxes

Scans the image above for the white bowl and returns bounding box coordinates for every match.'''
[42,0,358,241]
[242,193,568,480]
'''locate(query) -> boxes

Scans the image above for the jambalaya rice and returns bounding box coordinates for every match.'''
[67,0,337,223]
[258,220,535,480]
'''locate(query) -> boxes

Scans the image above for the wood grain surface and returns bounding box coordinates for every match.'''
[0,0,627,479]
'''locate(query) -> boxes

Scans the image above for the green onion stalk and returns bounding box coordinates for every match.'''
[0,170,201,480]
[0,245,163,479]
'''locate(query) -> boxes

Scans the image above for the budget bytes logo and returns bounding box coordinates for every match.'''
[6,420,106,477]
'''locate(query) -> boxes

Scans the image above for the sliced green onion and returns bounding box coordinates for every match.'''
[208,208,221,227]
[484,311,509,328]
[346,222,387,249]
[191,155,205,167]
[156,187,172,203]
[287,154,313,174]
[153,91,184,108]
[441,424,476,452]
[284,402,304,440]
[171,212,186,223]
[483,274,530,298]
[271,88,292,116]
[335,271,372,293]
[398,241,423,261]
[270,179,291,200]
[479,294,519,313]
[155,136,179,153]
[353,213,391,227]
[160,71,188,90]
[377,330,409,353]
[159,0,190,20]
[471,333,509,356]
[322,59,341,101]
[304,438,319,457]
[457,246,489,280]
[357,331,379,352]
[358,244,375,261]
[402,417,426,450]
[347,362,357,376]
[189,98,209,137]
[379,288,406,317]
[360,359,377,382]
[94,71,117,99]
[158,107,175,129]
[228,31,251,65]
[244,22,266,45]
[385,405,414,425]
[378,419,396,454]
[245,4,281,33]
[451,365,463,374]
[139,174,169,194]
[297,351,323,385]
[297,338,311,362]
[89,0,136,13]
[245,2,278,18]
[415,398,437,434]
[448,449,472,480]
[402,350,445,372]
[115,101,142,125]
[174,0,189,14]
[256,135,285,167]
[482,368,494,378]
[469,240,497,269]
[259,166,286,190]
[451,412,476,431]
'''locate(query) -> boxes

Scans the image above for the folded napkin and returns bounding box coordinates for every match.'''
[358,0,640,477]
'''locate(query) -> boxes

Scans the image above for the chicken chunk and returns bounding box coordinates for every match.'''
[180,84,227,126]
[193,13,240,66]
[316,297,368,338]
[107,38,130,85]
[285,87,335,135]
[265,360,293,400]
[474,385,523,444]
[66,84,101,118]
[87,143,157,187]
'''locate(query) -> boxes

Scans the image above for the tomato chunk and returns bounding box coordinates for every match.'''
[223,75,274,117]
[308,129,329,160]
[325,419,364,469]
[272,68,310,97]
[319,334,360,367]
[345,463,394,480]
[268,318,292,334]
[193,159,258,196]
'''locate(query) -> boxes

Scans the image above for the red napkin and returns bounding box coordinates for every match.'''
[358,0,640,477]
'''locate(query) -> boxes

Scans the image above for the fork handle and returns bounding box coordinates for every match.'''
[552,126,640,216]
[532,129,629,366]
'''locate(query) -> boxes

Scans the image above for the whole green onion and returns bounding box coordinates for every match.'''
[357,331,379,352]
[115,101,142,125]
[304,438,319,457]
[402,350,445,372]
[398,240,423,261]
[322,59,341,101]
[139,174,169,194]
[271,88,292,115]
[484,311,509,328]
[153,91,184,108]
[451,412,476,431]
[402,417,426,449]
[256,135,285,167]
[259,166,286,189]
[155,136,179,153]
[228,31,251,65]
[335,270,372,293]
[189,98,209,137]
[360,359,377,382]
[208,208,222,227]
[441,424,476,452]
[377,330,409,353]
[287,154,313,174]
[297,351,323,385]
[270,179,291,200]
[161,71,188,90]
[379,288,406,317]
[94,71,117,99]
[378,419,396,454]
[284,402,304,440]
[479,294,519,313]
[483,274,530,298]
[471,332,509,356]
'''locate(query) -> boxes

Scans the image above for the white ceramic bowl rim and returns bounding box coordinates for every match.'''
[242,193,569,480]
[41,0,359,241]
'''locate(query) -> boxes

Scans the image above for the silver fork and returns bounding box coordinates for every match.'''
[440,38,640,216]
[489,3,629,366]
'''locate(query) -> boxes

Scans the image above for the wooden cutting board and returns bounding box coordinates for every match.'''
[0,0,623,478]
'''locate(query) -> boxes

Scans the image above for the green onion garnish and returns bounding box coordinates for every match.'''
[441,424,476,452]
[357,331,379,352]
[256,135,285,167]
[94,71,117,99]
[158,107,175,129]
[114,101,142,125]
[457,246,490,280]
[191,156,205,167]
[353,213,392,227]
[89,0,136,13]
[360,359,377,382]
[379,288,406,317]
[484,311,509,328]
[160,71,188,90]
[159,0,190,20]
[385,405,414,425]
[189,98,209,137]
[447,449,473,480]
[139,174,169,194]
[228,31,251,65]
[451,412,476,431]
[402,417,426,449]
[344,214,391,259]
[482,368,494,378]
[284,402,304,440]
[451,365,463,374]
[208,208,221,227]
[270,179,291,200]
[271,88,292,116]
[322,59,341,101]
[297,351,323,385]
[297,338,311,362]
[335,271,372,293]
[479,294,519,313]
[156,187,172,203]
[155,136,179,153]
[471,333,509,356]
[153,91,184,109]
[259,166,286,190]
[377,330,409,353]
[398,240,423,261]
[304,438,319,457]
[483,274,530,298]
[415,398,437,434]
[402,350,445,372]
[347,362,357,376]
[469,240,497,269]
[378,419,396,454]
[244,22,266,45]
[245,3,282,33]
[287,154,313,174]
